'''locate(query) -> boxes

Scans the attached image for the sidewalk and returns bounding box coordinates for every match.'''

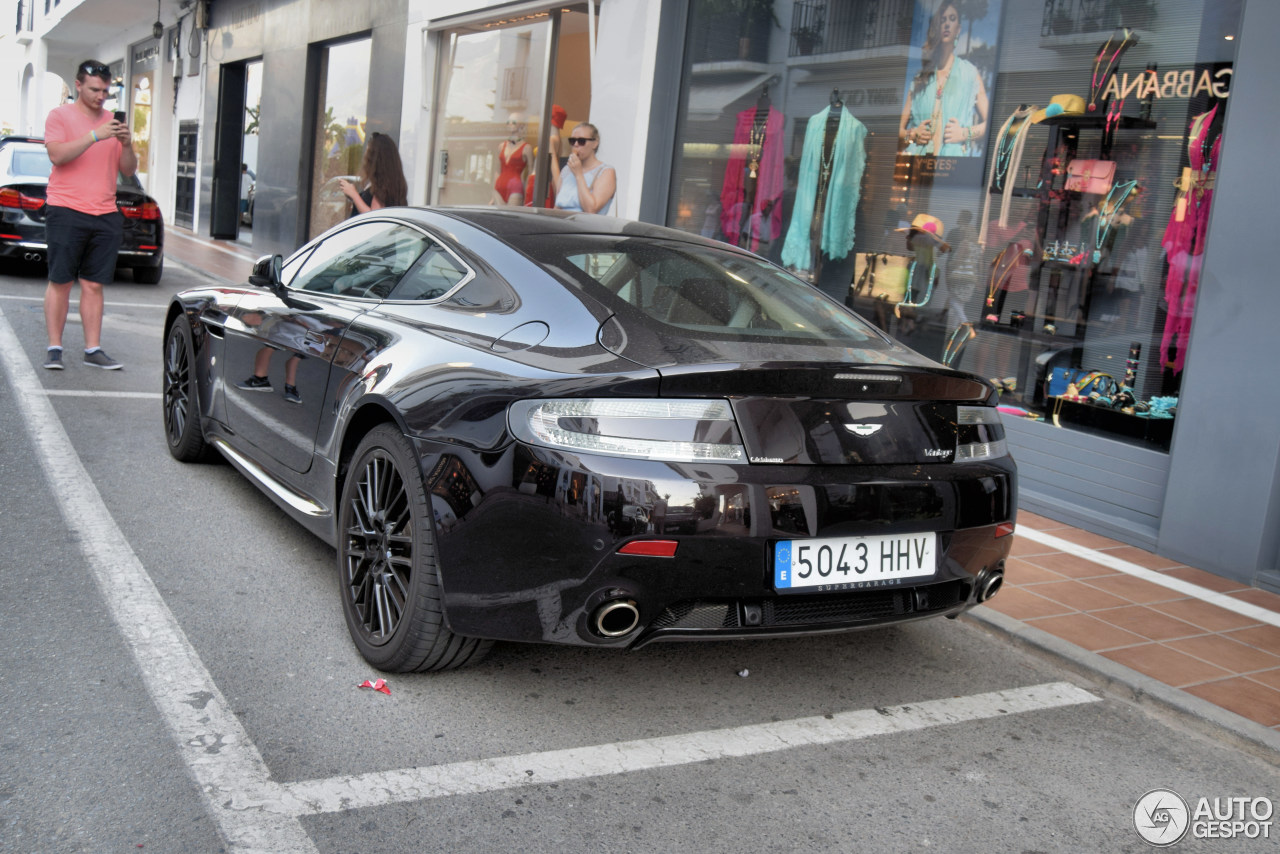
[162,226,1280,752]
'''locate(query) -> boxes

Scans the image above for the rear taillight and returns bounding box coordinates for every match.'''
[955,406,1009,462]
[119,201,161,220]
[0,187,43,210]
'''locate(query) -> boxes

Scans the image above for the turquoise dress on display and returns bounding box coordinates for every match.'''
[780,106,867,272]
[902,56,983,157]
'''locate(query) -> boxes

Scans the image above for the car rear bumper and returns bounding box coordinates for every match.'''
[427,441,1016,648]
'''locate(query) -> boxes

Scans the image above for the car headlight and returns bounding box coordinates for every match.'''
[955,405,1008,462]
[509,399,745,462]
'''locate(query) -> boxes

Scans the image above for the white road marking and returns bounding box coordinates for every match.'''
[0,292,168,309]
[1016,526,1280,629]
[279,681,1100,815]
[0,307,317,853]
[2,305,1204,845]
[44,390,161,399]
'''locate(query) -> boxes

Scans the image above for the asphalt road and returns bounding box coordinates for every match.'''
[0,257,1276,853]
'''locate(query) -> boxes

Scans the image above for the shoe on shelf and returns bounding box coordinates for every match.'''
[284,385,302,405]
[83,349,122,370]
[43,348,64,370]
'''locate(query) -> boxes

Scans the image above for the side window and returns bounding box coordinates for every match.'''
[388,241,473,301]
[289,222,430,299]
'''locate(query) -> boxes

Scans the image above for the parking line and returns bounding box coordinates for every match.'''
[279,681,1099,816]
[44,390,162,399]
[0,306,318,854]
[0,292,169,310]
[0,304,1102,845]
[1016,527,1280,629]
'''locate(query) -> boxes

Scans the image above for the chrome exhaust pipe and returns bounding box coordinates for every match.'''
[592,599,640,638]
[25,252,44,261]
[976,569,1004,602]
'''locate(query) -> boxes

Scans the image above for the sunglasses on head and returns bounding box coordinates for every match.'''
[569,136,596,145]
[81,63,111,76]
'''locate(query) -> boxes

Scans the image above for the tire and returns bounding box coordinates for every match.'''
[134,259,163,284]
[162,317,210,462]
[338,424,492,672]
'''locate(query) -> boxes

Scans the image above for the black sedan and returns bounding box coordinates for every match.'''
[161,207,1016,672]
[0,135,165,283]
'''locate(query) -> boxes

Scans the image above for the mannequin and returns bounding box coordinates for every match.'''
[780,90,867,276]
[721,85,784,252]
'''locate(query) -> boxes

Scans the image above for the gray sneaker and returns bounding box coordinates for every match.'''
[43,348,64,370]
[83,349,123,370]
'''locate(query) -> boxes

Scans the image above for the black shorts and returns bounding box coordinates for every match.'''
[45,206,124,285]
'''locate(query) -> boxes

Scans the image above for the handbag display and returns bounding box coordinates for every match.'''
[850,252,911,304]
[1064,159,1116,194]
[1045,367,1118,400]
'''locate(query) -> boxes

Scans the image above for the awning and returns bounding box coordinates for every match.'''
[686,73,774,121]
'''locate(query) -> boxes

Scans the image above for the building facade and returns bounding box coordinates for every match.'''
[7,0,1278,592]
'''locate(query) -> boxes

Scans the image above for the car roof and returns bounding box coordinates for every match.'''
[432,206,740,253]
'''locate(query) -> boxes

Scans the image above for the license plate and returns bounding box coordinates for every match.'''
[773,533,937,593]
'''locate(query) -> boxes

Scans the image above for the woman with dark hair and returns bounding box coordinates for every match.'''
[898,1,989,157]
[339,131,408,215]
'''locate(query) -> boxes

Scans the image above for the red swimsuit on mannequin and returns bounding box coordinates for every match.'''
[494,141,529,202]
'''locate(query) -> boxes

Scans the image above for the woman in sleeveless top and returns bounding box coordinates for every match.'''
[553,122,616,215]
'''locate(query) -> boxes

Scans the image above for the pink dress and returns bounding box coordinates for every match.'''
[1160,107,1220,375]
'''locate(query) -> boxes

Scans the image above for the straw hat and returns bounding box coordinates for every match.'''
[1031,94,1086,124]
[896,213,951,252]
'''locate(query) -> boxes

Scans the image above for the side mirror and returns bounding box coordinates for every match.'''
[248,253,283,289]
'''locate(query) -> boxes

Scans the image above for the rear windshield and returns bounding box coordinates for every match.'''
[10,147,52,178]
[508,234,883,345]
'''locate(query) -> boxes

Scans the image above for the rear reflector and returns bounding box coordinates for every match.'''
[617,540,679,558]
[995,522,1015,538]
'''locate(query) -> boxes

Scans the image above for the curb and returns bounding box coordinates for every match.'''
[961,606,1280,765]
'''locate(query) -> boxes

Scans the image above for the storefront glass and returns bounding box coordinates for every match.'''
[667,0,1242,452]
[308,37,372,240]
[430,6,597,210]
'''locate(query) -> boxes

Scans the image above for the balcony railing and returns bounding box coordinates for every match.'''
[1041,0,1157,38]
[789,0,914,58]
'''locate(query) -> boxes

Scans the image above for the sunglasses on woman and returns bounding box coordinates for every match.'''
[569,136,596,145]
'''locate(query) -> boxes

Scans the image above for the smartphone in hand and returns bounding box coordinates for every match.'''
[113,111,127,124]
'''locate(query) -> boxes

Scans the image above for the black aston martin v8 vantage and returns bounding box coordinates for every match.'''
[161,207,1016,672]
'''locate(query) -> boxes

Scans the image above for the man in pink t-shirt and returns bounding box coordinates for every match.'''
[41,59,138,371]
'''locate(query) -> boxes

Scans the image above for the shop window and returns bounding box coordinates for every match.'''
[430,5,597,210]
[667,0,1242,452]
[308,37,372,240]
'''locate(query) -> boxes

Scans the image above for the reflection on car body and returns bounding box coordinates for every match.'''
[161,206,1016,672]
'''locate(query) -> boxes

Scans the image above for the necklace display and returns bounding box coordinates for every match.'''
[942,322,976,366]
[897,260,937,311]
[1092,180,1138,263]
[1089,29,1134,111]
[748,112,767,179]
[993,114,1028,190]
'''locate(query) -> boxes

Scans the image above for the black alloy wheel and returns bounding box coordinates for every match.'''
[338,425,492,672]
[162,317,209,462]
